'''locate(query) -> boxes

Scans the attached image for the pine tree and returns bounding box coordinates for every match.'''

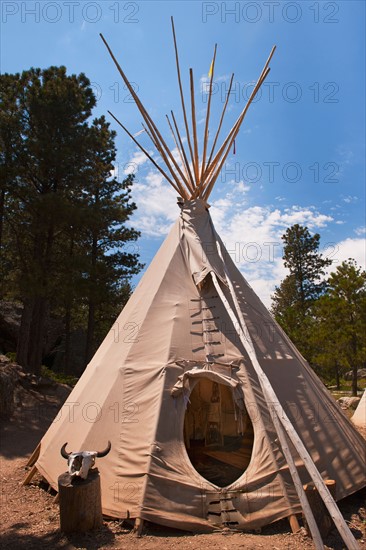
[311,260,366,395]
[1,67,96,372]
[271,224,331,356]
[79,117,143,364]
[0,68,142,374]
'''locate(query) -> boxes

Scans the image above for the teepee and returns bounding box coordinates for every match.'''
[352,390,366,428]
[33,19,365,547]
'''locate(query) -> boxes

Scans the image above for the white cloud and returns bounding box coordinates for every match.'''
[200,73,231,89]
[210,199,334,307]
[336,146,354,165]
[334,146,354,180]
[355,226,366,236]
[280,207,333,229]
[127,155,363,307]
[325,238,366,273]
[342,195,358,204]
[130,170,177,236]
[123,150,151,174]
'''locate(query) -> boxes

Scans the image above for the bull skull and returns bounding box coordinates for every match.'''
[60,441,111,479]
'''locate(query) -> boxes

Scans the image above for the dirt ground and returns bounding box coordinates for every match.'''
[0,388,365,550]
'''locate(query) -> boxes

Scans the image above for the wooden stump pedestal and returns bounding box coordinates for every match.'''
[58,468,103,533]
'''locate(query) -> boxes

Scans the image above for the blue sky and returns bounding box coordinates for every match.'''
[1,1,365,305]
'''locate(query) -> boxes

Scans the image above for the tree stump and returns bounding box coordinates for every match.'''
[58,468,103,533]
[303,479,336,537]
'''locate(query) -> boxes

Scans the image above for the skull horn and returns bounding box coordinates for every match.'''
[96,441,111,458]
[60,443,71,459]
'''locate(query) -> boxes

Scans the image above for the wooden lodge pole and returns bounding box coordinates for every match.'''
[170,17,196,187]
[26,442,41,468]
[133,517,144,537]
[22,465,38,486]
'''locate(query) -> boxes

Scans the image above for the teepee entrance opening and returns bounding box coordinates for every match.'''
[184,378,254,487]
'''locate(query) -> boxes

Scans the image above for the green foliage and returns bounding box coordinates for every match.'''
[271,225,365,395]
[282,225,331,297]
[0,67,143,374]
[271,224,331,357]
[1,67,96,301]
[41,366,78,387]
[310,260,366,395]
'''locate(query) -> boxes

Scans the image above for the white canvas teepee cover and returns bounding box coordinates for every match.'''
[36,200,366,532]
[352,390,366,428]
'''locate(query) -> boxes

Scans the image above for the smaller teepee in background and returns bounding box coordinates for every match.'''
[352,390,366,428]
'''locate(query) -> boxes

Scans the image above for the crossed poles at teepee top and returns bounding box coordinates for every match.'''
[100,18,275,202]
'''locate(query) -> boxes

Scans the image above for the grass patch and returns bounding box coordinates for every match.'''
[41,366,78,387]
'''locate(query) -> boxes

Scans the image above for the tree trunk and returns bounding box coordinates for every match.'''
[0,187,5,255]
[351,363,358,397]
[63,232,75,374]
[85,232,98,366]
[0,187,4,299]
[85,300,95,366]
[17,298,49,375]
[335,362,340,391]
[64,303,72,374]
[350,328,359,396]
[26,222,54,374]
[16,298,34,370]
[27,297,48,375]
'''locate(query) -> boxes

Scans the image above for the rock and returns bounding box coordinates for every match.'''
[344,368,366,381]
[0,301,22,354]
[0,360,21,418]
[55,384,72,401]
[337,396,361,410]
[36,376,57,389]
[0,358,72,419]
